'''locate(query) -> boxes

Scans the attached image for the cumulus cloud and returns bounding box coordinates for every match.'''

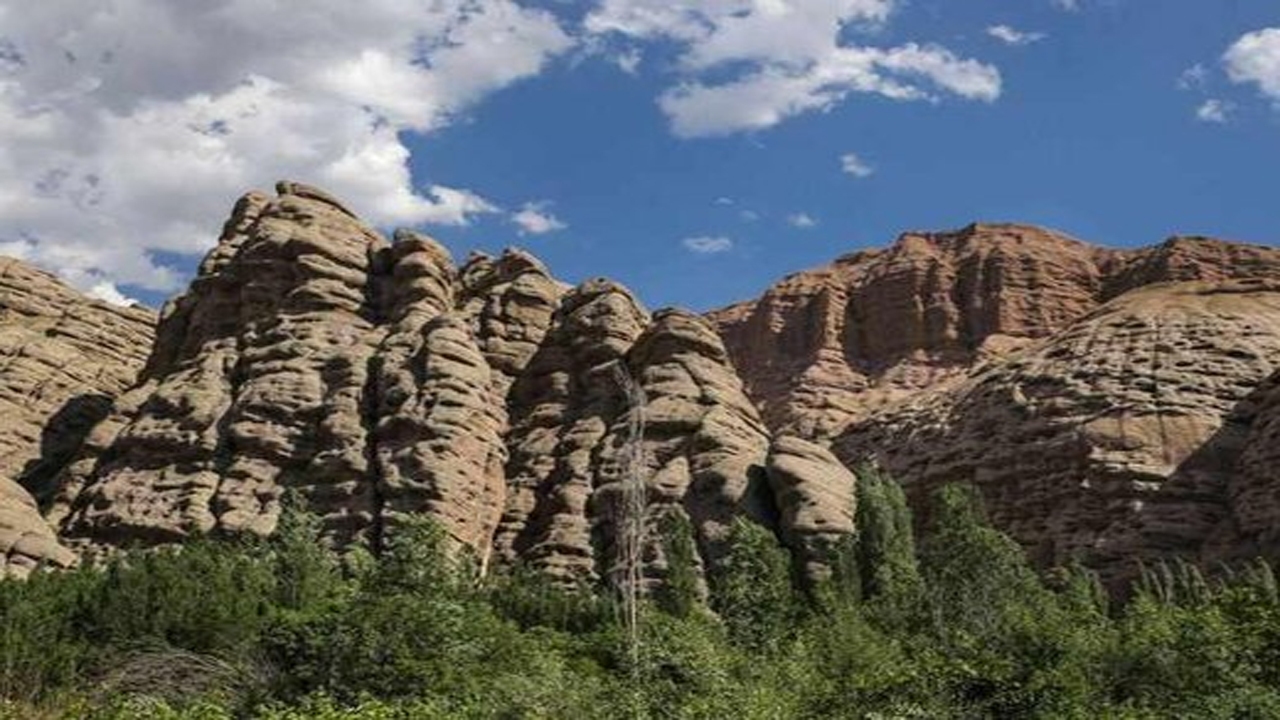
[987,25,1046,46]
[788,212,817,228]
[1224,28,1280,104]
[586,0,1001,138]
[840,152,875,177]
[683,235,733,254]
[512,201,567,235]
[0,0,572,299]
[1195,99,1232,124]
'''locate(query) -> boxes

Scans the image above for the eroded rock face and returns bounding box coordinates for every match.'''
[17,185,1280,591]
[1,476,76,577]
[42,183,780,591]
[709,225,1280,441]
[766,436,856,583]
[0,259,154,498]
[0,257,153,575]
[835,279,1280,583]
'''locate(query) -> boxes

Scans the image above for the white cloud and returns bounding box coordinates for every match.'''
[683,235,733,254]
[788,212,817,228]
[1224,28,1280,104]
[1195,99,1232,124]
[714,196,735,206]
[840,152,875,177]
[1052,0,1080,11]
[740,209,761,222]
[0,1,572,296]
[86,280,137,307]
[986,25,1046,47]
[1177,63,1209,91]
[511,201,567,235]
[587,1,1001,138]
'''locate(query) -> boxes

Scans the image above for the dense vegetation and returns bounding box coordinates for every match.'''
[4,471,1280,719]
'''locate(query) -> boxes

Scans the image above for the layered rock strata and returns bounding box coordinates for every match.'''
[710,224,1280,440]
[44,183,779,591]
[0,257,154,575]
[836,279,1280,583]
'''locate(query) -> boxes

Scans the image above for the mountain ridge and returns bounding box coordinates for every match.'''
[1,181,1278,590]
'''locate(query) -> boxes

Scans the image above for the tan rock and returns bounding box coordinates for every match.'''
[0,258,154,501]
[766,435,856,582]
[1,476,75,577]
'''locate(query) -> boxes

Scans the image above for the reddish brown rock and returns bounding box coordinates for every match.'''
[709,225,1280,441]
[835,279,1280,583]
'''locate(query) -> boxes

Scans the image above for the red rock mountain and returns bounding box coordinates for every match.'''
[709,223,1280,440]
[1,186,1279,590]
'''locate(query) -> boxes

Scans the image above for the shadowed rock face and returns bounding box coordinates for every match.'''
[0,258,155,576]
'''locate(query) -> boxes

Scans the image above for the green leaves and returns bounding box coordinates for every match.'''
[5,478,1280,718]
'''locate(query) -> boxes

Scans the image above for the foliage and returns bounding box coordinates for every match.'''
[3,479,1280,718]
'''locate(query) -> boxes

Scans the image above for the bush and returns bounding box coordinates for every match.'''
[4,480,1280,718]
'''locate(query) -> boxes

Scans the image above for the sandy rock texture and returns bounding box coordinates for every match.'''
[835,279,1280,583]
[7,182,1279,589]
[41,183,780,592]
[709,224,1280,441]
[0,258,154,575]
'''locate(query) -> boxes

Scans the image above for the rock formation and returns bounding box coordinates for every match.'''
[0,258,154,575]
[710,224,1280,440]
[41,182,778,593]
[766,435,856,582]
[836,279,1280,583]
[2,182,1279,590]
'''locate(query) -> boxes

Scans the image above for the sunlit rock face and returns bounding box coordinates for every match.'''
[40,183,775,593]
[4,181,1280,590]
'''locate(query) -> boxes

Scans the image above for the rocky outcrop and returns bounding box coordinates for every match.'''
[0,257,153,575]
[0,259,154,497]
[1,476,76,577]
[836,279,1280,583]
[766,436,856,582]
[10,184,1280,591]
[710,225,1280,441]
[40,182,780,592]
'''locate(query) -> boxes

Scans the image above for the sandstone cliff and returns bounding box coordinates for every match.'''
[834,279,1280,583]
[0,259,154,575]
[709,224,1280,440]
[44,182,787,593]
[5,184,1280,590]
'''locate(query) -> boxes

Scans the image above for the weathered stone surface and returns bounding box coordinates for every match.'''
[494,279,651,582]
[0,256,152,575]
[0,258,154,498]
[835,279,1280,583]
[54,182,390,547]
[18,184,1279,591]
[1,476,75,577]
[40,183,776,591]
[710,225,1280,441]
[766,435,856,583]
[604,308,772,590]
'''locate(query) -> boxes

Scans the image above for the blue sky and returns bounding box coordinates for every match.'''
[1,1,1277,310]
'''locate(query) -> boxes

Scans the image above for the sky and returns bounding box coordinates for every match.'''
[0,1,1277,311]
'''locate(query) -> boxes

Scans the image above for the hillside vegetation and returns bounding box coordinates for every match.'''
[4,471,1280,719]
